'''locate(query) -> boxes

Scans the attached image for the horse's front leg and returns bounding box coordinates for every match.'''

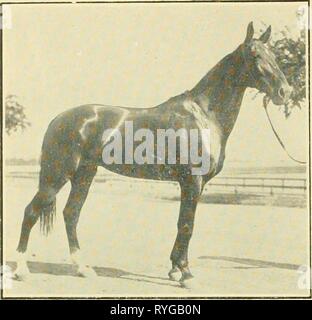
[169,176,202,288]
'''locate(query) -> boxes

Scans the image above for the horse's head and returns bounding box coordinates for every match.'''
[242,22,292,105]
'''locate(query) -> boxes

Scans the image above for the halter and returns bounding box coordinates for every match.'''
[241,45,306,165]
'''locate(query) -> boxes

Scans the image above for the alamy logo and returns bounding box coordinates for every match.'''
[101,121,211,175]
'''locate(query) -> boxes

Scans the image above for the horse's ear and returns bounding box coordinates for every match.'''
[259,25,271,43]
[244,22,254,44]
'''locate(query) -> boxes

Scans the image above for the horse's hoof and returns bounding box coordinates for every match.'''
[77,265,97,278]
[179,274,195,289]
[168,270,181,282]
[12,265,29,281]
[12,273,27,281]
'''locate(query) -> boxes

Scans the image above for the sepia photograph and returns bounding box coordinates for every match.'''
[1,1,310,299]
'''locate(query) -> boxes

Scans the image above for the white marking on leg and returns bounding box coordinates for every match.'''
[71,250,83,265]
[168,267,181,281]
[13,252,29,280]
[71,250,97,278]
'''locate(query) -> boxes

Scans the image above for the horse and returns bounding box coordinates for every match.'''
[13,22,292,288]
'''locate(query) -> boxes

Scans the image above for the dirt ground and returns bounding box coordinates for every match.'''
[3,176,310,298]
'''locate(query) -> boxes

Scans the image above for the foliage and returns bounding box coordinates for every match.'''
[5,95,31,135]
[268,29,306,117]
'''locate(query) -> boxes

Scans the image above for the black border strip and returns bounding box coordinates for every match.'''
[0,0,311,300]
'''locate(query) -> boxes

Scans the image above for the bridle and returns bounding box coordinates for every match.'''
[241,45,306,165]
[262,96,306,164]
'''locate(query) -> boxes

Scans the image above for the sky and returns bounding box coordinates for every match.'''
[3,2,308,166]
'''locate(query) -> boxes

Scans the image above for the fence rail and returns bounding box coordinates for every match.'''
[6,169,307,195]
[206,176,306,195]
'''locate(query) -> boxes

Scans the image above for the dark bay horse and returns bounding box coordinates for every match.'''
[14,23,292,287]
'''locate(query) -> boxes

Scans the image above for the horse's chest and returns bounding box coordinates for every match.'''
[203,121,225,177]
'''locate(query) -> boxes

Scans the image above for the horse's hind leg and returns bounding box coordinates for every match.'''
[14,184,64,280]
[63,163,97,277]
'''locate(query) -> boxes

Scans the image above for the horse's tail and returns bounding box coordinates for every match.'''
[39,197,56,236]
[38,140,58,236]
[37,153,61,236]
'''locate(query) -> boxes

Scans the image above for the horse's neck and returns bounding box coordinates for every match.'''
[190,46,248,139]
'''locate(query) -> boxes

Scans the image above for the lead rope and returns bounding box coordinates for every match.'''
[263,96,306,164]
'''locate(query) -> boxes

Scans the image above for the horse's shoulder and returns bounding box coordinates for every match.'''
[179,96,210,128]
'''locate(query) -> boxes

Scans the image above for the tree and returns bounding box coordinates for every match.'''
[268,28,306,117]
[5,95,31,135]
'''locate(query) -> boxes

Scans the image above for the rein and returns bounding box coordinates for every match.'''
[241,46,305,165]
[263,96,306,164]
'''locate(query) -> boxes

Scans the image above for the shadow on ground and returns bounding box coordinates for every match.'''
[198,256,301,270]
[6,261,181,289]
[7,255,301,288]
